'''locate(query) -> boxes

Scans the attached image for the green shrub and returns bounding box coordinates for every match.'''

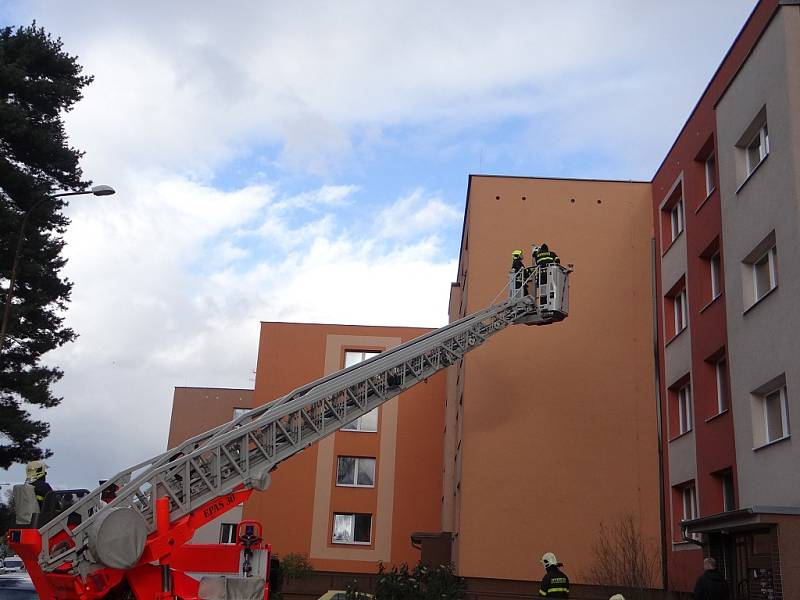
[369,562,464,600]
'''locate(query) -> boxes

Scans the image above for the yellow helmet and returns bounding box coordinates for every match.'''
[512,249,523,259]
[25,460,48,483]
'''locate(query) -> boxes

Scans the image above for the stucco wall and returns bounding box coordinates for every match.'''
[447,175,661,583]
[716,5,800,509]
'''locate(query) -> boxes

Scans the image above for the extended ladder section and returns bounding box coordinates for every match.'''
[37,265,570,576]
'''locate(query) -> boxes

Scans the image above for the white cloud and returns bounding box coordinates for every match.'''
[12,179,456,488]
[9,0,756,179]
[375,189,462,240]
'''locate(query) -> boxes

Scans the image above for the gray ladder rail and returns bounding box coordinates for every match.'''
[37,292,520,555]
[38,286,560,574]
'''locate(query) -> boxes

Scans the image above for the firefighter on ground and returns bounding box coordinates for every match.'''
[511,249,530,296]
[539,552,570,598]
[25,460,53,508]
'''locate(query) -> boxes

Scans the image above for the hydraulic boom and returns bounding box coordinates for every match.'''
[9,263,570,600]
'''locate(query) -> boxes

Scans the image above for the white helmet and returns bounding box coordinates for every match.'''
[541,552,558,567]
[609,595,626,600]
[25,460,48,483]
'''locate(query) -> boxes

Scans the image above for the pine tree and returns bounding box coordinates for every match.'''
[0,23,93,468]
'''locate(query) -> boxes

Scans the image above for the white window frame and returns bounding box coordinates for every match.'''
[678,384,693,435]
[341,408,378,432]
[673,289,687,335]
[682,485,698,521]
[721,472,735,512]
[715,359,728,414]
[670,198,684,241]
[752,246,777,301]
[746,123,769,175]
[344,350,380,368]
[763,386,790,444]
[705,154,716,196]
[710,253,721,300]
[681,484,701,541]
[332,513,372,545]
[341,350,381,432]
[336,456,376,488]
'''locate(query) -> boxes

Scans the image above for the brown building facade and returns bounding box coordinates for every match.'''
[168,322,446,573]
[444,176,662,583]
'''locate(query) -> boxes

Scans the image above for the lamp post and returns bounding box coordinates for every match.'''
[0,185,116,358]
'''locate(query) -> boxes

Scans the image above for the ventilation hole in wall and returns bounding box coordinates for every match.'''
[570,198,576,203]
[597,199,602,204]
[495,195,500,200]
[522,196,527,201]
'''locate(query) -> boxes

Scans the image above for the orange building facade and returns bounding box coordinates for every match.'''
[444,176,662,583]
[168,322,446,573]
[168,176,663,587]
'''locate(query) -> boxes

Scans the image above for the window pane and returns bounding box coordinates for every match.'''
[765,390,784,442]
[337,457,356,485]
[711,255,721,298]
[357,458,376,486]
[722,473,735,512]
[716,360,728,412]
[345,351,365,368]
[354,514,372,543]
[360,408,378,431]
[345,350,380,368]
[747,136,762,172]
[333,514,354,543]
[754,255,772,299]
[705,155,716,194]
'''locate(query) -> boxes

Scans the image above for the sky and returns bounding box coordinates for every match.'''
[1,1,757,490]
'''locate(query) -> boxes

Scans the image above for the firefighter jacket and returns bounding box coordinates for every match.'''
[534,250,560,266]
[32,478,53,505]
[539,566,570,598]
[512,258,527,285]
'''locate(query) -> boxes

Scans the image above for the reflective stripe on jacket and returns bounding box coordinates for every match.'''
[539,566,569,598]
[534,250,559,266]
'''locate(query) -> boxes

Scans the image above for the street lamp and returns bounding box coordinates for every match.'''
[0,185,116,358]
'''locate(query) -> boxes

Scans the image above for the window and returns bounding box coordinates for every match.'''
[678,384,693,435]
[682,484,698,522]
[342,409,378,432]
[673,288,688,335]
[720,472,735,512]
[233,407,249,419]
[710,254,722,299]
[332,513,372,544]
[342,350,381,432]
[345,350,380,367]
[746,123,769,175]
[336,456,376,487]
[670,198,684,241]
[715,359,729,414]
[752,246,777,301]
[763,387,790,444]
[705,154,716,196]
[220,523,237,544]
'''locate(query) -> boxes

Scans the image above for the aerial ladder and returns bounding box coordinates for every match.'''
[9,263,571,600]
